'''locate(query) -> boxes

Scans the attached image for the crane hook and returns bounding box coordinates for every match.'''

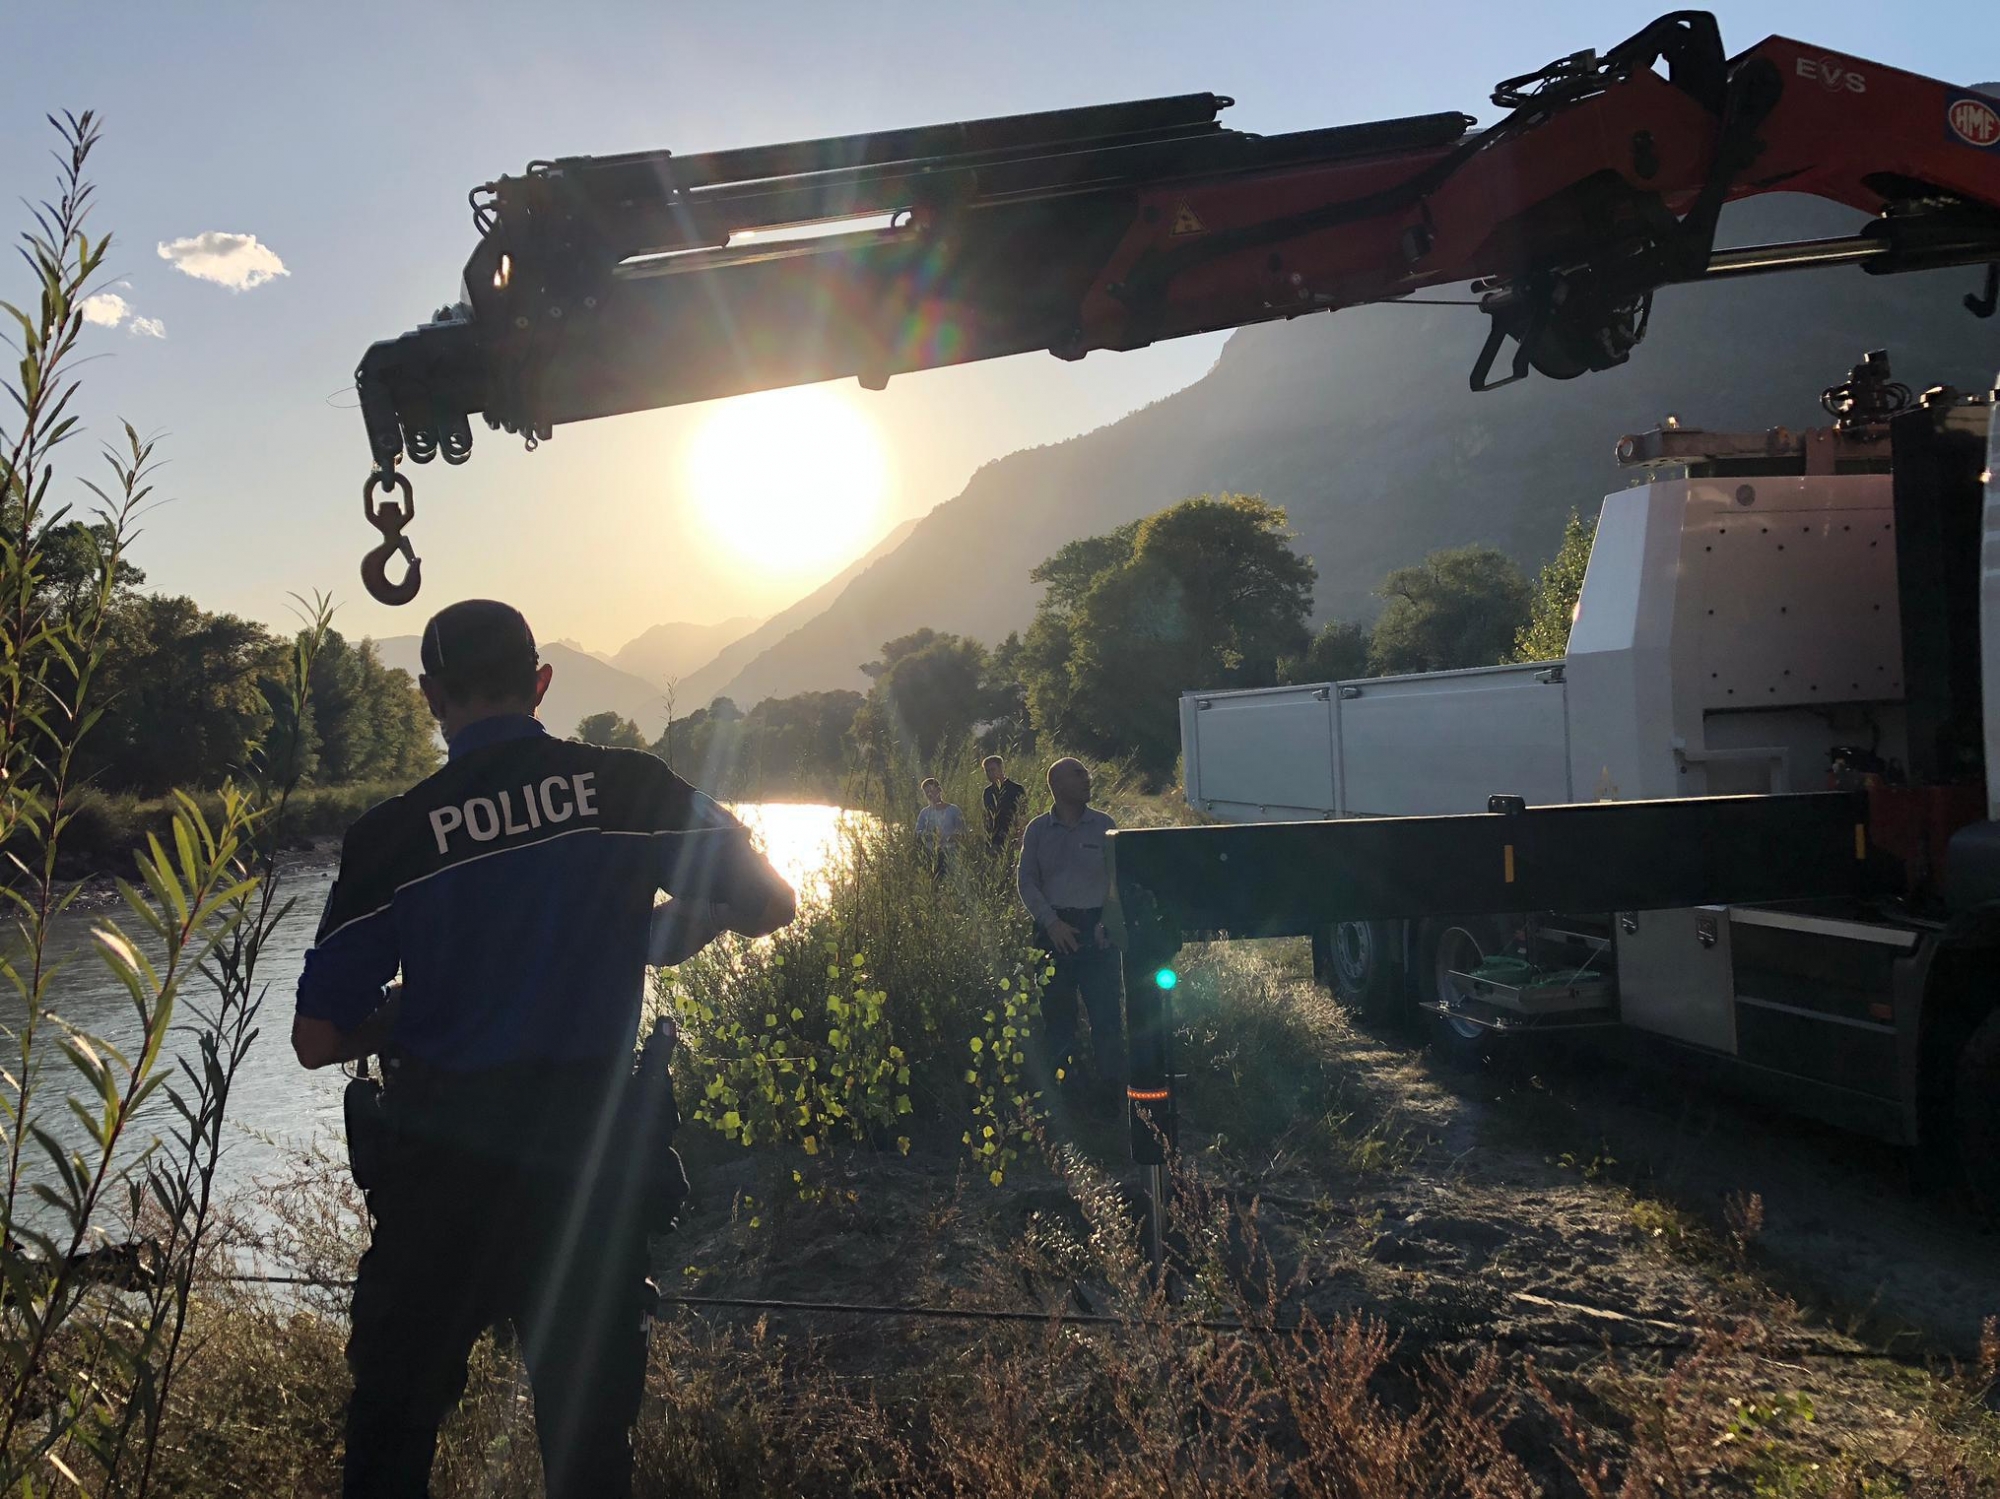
[361,471,423,606]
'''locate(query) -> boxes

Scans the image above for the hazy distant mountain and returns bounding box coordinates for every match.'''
[609,616,761,690]
[711,195,2000,700]
[679,518,921,709]
[374,637,672,740]
[550,636,614,664]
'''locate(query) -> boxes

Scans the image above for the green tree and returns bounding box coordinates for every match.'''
[302,631,437,784]
[1027,494,1315,777]
[84,595,280,795]
[666,702,741,788]
[1281,619,1372,684]
[363,647,440,782]
[653,689,863,798]
[577,710,647,748]
[34,516,145,622]
[745,689,862,780]
[1513,510,1597,662]
[856,628,990,764]
[980,631,1031,752]
[1368,544,1531,676]
[1030,523,1140,613]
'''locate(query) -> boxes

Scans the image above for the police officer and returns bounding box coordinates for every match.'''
[293,599,795,1499]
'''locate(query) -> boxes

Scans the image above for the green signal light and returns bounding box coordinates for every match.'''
[1153,967,1178,991]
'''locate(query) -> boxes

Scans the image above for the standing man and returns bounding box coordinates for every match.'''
[981,755,1027,854]
[914,775,969,880]
[293,599,795,1499]
[1016,757,1122,1101]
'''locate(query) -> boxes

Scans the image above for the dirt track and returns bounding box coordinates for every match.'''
[642,948,2000,1488]
[1306,1022,1999,1360]
[667,949,1999,1366]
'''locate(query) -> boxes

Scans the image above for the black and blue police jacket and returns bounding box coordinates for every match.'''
[295,714,779,1071]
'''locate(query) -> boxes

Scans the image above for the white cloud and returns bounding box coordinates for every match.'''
[77,290,166,339]
[156,231,288,291]
[81,291,130,326]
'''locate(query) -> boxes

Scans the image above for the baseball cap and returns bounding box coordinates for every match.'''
[420,599,539,702]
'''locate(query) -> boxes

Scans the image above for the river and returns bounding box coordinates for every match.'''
[9,802,858,1209]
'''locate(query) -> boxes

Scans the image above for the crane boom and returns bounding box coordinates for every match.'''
[351,10,2000,602]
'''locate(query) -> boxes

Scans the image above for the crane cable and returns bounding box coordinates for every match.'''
[214,1271,1910,1363]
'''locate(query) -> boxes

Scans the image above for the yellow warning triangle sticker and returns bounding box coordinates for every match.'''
[1169,201,1206,237]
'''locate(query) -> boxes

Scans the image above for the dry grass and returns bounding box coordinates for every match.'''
[120,1103,2000,1499]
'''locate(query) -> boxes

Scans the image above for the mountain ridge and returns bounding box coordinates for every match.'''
[373,637,669,740]
[610,616,761,690]
[679,517,921,709]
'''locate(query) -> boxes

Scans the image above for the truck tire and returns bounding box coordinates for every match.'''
[1322,920,1407,1028]
[1954,1007,2000,1220]
[1415,916,1511,1068]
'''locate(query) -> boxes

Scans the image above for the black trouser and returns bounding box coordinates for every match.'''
[344,1063,655,1499]
[1039,906,1125,1082]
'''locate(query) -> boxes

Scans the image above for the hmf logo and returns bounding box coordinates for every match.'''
[1949,96,2000,148]
[1796,56,1866,94]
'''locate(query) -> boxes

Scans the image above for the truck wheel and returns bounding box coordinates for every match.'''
[1953,1007,2000,1219]
[1415,916,1510,1068]
[1326,920,1407,1028]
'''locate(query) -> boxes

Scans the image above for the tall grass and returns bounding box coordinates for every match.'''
[660,744,1069,1193]
[0,112,332,1494]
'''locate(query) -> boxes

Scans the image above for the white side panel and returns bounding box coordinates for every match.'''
[1339,664,1570,816]
[1564,487,1684,801]
[1179,694,1203,813]
[1687,476,1900,710]
[1186,685,1336,819]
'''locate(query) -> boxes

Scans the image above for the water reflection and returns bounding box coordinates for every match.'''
[9,802,857,1203]
[729,802,868,906]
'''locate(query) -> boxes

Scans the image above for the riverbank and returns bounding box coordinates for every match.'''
[41,782,404,882]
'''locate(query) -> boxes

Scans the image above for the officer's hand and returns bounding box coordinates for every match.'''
[719,882,798,939]
[648,899,724,966]
[1048,918,1080,954]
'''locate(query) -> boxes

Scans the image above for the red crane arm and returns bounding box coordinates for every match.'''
[351,11,2000,600]
[1080,28,2000,382]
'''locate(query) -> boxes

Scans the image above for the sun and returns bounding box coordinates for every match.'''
[684,386,887,576]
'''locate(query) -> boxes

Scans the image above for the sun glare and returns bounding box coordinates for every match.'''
[684,386,887,576]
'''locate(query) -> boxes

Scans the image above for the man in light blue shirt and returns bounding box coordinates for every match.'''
[1017,758,1123,1098]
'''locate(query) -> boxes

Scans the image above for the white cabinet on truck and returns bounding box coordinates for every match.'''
[1182,663,1571,821]
[1184,465,1908,825]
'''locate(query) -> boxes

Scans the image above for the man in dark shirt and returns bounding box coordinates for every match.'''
[294,599,794,1499]
[981,755,1028,853]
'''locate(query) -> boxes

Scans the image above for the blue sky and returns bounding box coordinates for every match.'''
[5,1,1978,652]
